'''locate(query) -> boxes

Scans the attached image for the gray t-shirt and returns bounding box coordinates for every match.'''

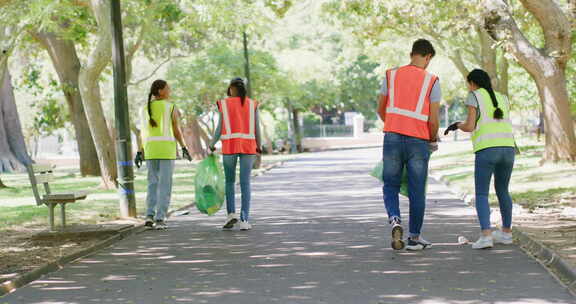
[380,76,441,103]
[465,91,481,121]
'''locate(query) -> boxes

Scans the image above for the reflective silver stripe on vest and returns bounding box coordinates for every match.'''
[144,102,175,142]
[387,68,432,122]
[473,132,514,144]
[473,91,512,126]
[389,69,397,108]
[220,99,233,136]
[220,98,256,140]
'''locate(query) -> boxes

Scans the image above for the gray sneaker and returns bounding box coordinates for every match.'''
[155,220,167,230]
[390,217,405,250]
[144,216,154,228]
[405,237,432,251]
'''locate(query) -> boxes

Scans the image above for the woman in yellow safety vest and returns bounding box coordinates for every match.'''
[444,69,516,249]
[135,79,191,230]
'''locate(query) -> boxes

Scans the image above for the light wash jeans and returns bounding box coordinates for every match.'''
[474,147,515,230]
[146,159,175,221]
[223,154,256,222]
[382,132,431,237]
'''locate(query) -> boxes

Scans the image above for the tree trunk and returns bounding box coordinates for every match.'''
[78,0,117,188]
[0,67,32,172]
[484,0,576,162]
[536,71,576,161]
[261,120,274,154]
[182,117,206,160]
[292,108,303,153]
[498,53,509,96]
[32,30,101,176]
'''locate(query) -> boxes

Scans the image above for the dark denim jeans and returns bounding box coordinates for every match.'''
[474,147,515,230]
[382,132,430,237]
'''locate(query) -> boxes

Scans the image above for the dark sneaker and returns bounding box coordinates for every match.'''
[155,220,167,230]
[144,216,154,228]
[405,237,431,251]
[390,217,405,250]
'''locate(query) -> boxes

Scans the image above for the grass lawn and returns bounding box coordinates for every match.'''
[0,154,293,231]
[430,136,576,211]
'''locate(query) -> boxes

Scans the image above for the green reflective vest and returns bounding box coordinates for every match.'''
[471,88,515,153]
[142,100,177,159]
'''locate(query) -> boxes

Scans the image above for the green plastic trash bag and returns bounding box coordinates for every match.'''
[195,154,225,215]
[369,161,413,197]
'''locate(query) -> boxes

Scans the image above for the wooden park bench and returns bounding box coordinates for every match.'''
[26,164,88,231]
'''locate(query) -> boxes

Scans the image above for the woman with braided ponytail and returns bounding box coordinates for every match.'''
[135,79,192,230]
[444,69,516,249]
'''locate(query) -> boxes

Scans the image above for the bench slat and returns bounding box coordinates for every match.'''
[43,191,88,203]
[34,173,53,184]
[32,164,53,173]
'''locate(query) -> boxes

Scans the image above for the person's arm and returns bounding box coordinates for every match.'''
[255,108,262,149]
[458,106,478,132]
[171,106,187,149]
[428,102,440,141]
[210,112,222,149]
[378,94,388,122]
[377,76,388,122]
[428,80,441,141]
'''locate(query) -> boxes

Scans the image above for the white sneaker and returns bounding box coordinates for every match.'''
[239,221,252,231]
[472,236,494,249]
[222,214,238,230]
[492,230,513,245]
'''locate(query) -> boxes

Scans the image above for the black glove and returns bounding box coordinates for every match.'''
[209,146,216,153]
[182,147,192,161]
[443,122,461,135]
[134,151,144,169]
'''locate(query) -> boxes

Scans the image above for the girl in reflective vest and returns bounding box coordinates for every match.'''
[444,69,516,249]
[134,79,191,230]
[210,78,262,231]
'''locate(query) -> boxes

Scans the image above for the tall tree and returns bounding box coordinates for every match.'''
[78,0,117,188]
[0,27,32,173]
[484,0,576,162]
[31,30,101,176]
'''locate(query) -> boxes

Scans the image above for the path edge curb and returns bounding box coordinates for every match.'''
[0,224,147,297]
[0,158,288,298]
[431,172,576,296]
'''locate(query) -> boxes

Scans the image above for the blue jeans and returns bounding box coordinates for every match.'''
[146,159,175,221]
[475,147,515,230]
[382,132,430,237]
[223,154,256,221]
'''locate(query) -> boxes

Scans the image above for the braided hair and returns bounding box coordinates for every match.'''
[227,77,247,106]
[147,79,167,127]
[467,69,503,120]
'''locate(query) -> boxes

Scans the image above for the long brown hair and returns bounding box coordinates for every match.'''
[148,79,167,127]
[227,77,247,106]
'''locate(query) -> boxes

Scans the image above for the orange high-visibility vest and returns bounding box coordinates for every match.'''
[384,65,438,140]
[217,97,258,155]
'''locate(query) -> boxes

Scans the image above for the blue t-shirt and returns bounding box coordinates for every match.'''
[380,75,441,103]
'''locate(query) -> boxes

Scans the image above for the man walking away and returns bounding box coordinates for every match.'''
[377,39,441,251]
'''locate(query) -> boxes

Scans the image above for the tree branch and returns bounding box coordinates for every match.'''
[128,55,187,86]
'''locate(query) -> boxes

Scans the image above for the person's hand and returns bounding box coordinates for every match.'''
[256,147,262,155]
[429,141,438,153]
[134,151,144,169]
[209,146,216,153]
[444,122,461,135]
[182,147,192,161]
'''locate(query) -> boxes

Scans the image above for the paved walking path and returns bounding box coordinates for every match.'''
[3,148,574,304]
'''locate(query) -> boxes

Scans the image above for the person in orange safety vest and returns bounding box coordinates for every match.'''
[210,78,262,231]
[377,39,441,251]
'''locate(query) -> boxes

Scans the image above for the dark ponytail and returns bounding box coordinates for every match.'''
[229,78,248,106]
[467,69,503,120]
[148,79,168,127]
